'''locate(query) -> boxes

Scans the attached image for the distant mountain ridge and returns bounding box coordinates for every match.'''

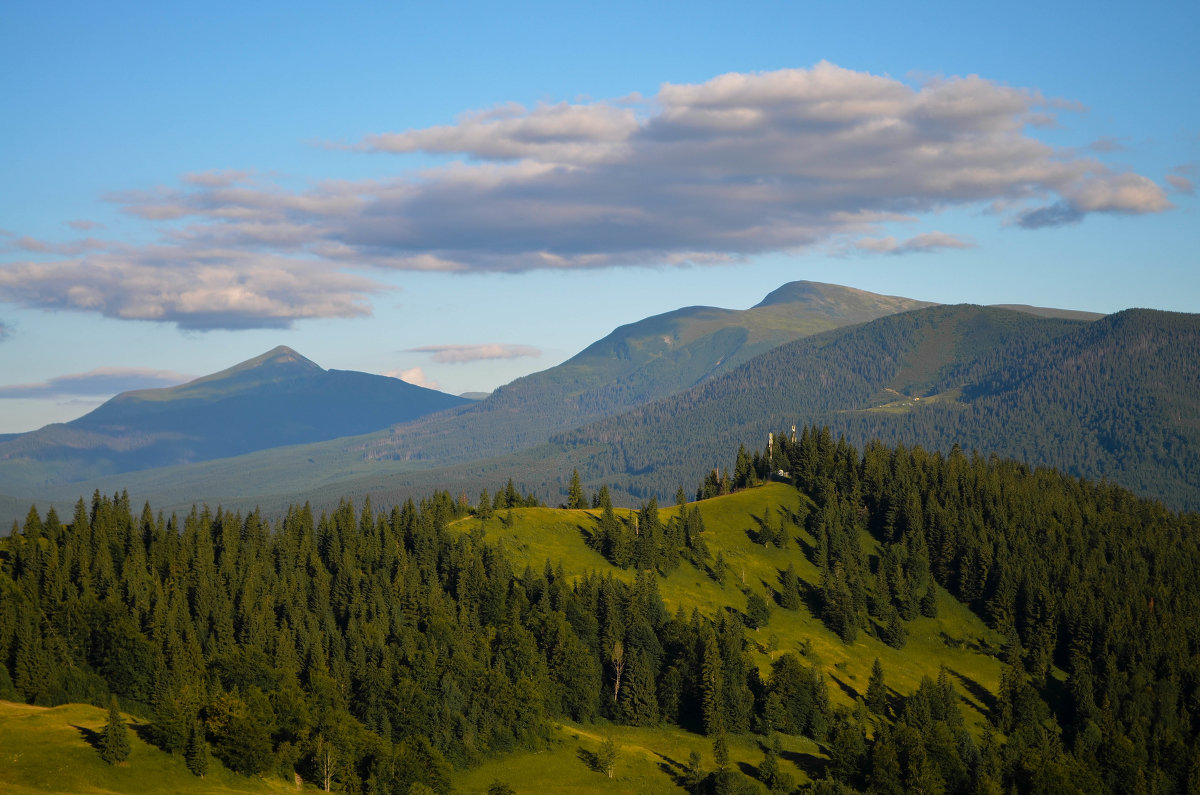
[350,281,934,465]
[6,282,1175,528]
[0,346,469,486]
[548,304,1200,510]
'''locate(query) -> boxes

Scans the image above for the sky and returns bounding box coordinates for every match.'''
[1,1,1197,434]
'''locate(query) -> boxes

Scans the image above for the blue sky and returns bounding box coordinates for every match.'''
[1,1,1197,433]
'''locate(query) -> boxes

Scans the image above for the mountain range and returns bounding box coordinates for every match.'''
[2,280,1196,527]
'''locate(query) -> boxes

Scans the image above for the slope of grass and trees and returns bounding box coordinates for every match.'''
[2,428,1197,793]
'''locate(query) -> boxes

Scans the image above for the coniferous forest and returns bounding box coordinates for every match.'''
[2,428,1199,793]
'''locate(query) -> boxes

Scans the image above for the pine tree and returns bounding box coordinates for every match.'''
[779,563,801,610]
[881,603,906,649]
[746,592,771,629]
[476,489,492,520]
[185,721,208,777]
[567,469,586,510]
[712,730,729,769]
[100,696,131,765]
[920,579,939,618]
[620,650,660,726]
[593,484,613,510]
[866,659,888,717]
[701,631,725,736]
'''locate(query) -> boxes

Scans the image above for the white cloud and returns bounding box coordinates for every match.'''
[1,63,1172,329]
[387,367,439,390]
[0,250,383,330]
[406,343,542,364]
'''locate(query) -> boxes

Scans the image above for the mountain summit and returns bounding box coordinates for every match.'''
[0,347,469,486]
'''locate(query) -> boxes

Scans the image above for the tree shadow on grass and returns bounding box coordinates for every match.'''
[576,515,602,548]
[828,671,861,703]
[948,667,996,718]
[654,751,687,787]
[737,760,760,780]
[129,720,161,749]
[72,724,102,752]
[576,746,604,775]
[781,747,829,780]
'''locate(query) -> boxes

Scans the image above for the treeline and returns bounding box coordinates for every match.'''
[710,426,1200,792]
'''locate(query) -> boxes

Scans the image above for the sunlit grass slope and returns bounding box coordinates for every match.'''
[447,482,1004,791]
[0,701,300,795]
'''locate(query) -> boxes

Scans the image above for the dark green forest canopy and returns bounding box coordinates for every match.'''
[2,429,1199,793]
[556,306,1200,512]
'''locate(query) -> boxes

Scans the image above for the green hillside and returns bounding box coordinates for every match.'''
[0,482,1000,794]
[3,430,1198,793]
[0,701,298,794]
[450,483,1002,714]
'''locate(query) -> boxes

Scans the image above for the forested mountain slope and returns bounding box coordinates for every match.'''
[3,433,1198,793]
[0,346,469,487]
[351,281,932,465]
[552,305,1200,510]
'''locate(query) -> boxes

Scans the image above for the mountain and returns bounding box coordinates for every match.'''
[0,346,469,487]
[349,281,933,465]
[0,282,935,523]
[546,304,1199,510]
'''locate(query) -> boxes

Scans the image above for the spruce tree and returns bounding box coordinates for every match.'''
[866,659,888,716]
[920,579,938,618]
[100,696,130,765]
[779,563,801,610]
[185,721,208,777]
[567,469,586,510]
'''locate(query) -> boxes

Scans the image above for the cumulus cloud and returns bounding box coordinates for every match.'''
[387,367,439,390]
[856,232,976,255]
[0,62,1172,329]
[0,367,194,399]
[0,249,383,330]
[67,219,105,231]
[406,344,542,363]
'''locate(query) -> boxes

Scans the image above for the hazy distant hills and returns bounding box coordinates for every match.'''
[550,304,1200,511]
[0,346,469,488]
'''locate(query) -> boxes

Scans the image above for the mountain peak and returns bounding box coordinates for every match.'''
[234,345,322,373]
[753,281,935,319]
